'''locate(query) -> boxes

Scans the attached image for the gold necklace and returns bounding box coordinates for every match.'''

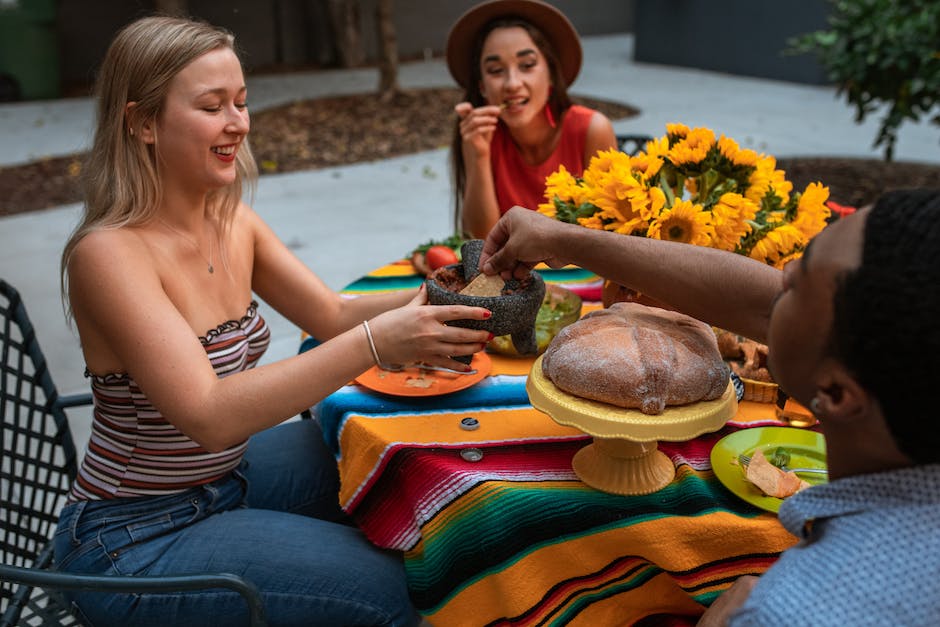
[158,218,214,274]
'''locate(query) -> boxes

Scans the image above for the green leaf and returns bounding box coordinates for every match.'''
[769,447,792,468]
[786,0,940,160]
[410,234,467,256]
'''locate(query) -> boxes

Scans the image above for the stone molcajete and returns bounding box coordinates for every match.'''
[426,240,546,363]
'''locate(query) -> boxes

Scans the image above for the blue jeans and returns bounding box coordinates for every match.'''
[53,420,419,627]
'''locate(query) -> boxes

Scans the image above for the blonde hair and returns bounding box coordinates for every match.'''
[60,15,258,315]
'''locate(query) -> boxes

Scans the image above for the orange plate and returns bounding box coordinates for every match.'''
[354,352,492,397]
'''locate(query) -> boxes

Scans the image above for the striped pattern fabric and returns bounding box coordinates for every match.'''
[339,259,605,303]
[68,301,270,501]
[314,263,801,626]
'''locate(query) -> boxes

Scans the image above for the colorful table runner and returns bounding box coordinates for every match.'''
[311,261,801,626]
[339,259,606,302]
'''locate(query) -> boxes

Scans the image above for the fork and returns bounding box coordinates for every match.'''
[738,454,828,476]
[378,363,478,376]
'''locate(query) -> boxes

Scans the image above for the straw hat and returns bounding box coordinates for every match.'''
[445,0,582,90]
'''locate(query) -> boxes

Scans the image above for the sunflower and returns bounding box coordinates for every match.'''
[578,149,657,231]
[647,199,713,246]
[748,224,806,267]
[717,135,760,168]
[541,123,831,268]
[791,182,830,238]
[668,127,715,167]
[747,156,792,207]
[538,165,589,221]
[710,193,758,252]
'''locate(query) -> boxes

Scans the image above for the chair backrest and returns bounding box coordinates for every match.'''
[0,281,267,626]
[0,280,79,607]
[616,133,654,156]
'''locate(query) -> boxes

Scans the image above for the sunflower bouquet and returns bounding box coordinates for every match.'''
[538,123,831,269]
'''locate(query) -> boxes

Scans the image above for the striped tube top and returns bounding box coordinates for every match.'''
[68,301,271,502]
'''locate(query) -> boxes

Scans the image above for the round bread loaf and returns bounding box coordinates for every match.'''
[541,302,730,415]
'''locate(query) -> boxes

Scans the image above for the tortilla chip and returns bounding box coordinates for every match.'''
[404,376,435,388]
[459,273,505,297]
[744,448,810,498]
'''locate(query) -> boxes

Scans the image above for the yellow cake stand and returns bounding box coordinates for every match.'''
[526,355,737,495]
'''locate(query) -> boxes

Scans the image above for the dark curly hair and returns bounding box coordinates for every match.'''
[829,188,940,464]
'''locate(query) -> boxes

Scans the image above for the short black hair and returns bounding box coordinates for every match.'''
[829,188,940,464]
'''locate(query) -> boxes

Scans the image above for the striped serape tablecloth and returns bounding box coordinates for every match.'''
[311,261,802,626]
[338,259,605,301]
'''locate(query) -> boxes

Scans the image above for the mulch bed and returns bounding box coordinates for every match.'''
[776,157,940,210]
[1,87,936,216]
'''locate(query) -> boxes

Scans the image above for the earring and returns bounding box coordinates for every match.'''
[544,103,556,128]
[810,398,821,414]
[544,86,556,128]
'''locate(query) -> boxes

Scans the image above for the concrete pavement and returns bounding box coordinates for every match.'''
[2,33,938,450]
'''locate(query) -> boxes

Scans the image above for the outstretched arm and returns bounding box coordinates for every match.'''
[480,207,782,343]
[69,208,491,454]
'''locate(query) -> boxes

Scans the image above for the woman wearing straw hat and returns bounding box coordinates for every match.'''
[446,0,618,239]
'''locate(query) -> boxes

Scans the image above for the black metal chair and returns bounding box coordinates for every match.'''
[0,279,267,626]
[616,133,654,156]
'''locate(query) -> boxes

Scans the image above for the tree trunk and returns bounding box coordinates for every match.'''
[154,0,187,16]
[328,0,365,68]
[375,0,400,101]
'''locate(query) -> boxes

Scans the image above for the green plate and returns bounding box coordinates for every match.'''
[711,426,828,513]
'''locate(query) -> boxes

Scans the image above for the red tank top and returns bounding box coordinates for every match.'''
[490,104,595,214]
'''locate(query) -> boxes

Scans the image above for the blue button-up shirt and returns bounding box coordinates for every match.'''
[731,464,940,626]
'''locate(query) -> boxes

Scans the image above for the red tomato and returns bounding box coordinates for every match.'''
[425,245,459,270]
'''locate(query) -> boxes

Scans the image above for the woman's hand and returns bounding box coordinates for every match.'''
[455,101,501,161]
[367,286,492,370]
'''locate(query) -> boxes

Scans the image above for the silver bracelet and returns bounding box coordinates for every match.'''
[362,319,383,367]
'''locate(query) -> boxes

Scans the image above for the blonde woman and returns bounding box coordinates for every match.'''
[54,15,489,626]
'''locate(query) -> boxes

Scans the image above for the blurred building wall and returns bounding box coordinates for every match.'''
[52,0,634,95]
[633,0,829,85]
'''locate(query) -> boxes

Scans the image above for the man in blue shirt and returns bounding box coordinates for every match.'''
[478,188,940,625]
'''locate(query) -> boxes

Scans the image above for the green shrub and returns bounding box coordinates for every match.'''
[789,0,940,161]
